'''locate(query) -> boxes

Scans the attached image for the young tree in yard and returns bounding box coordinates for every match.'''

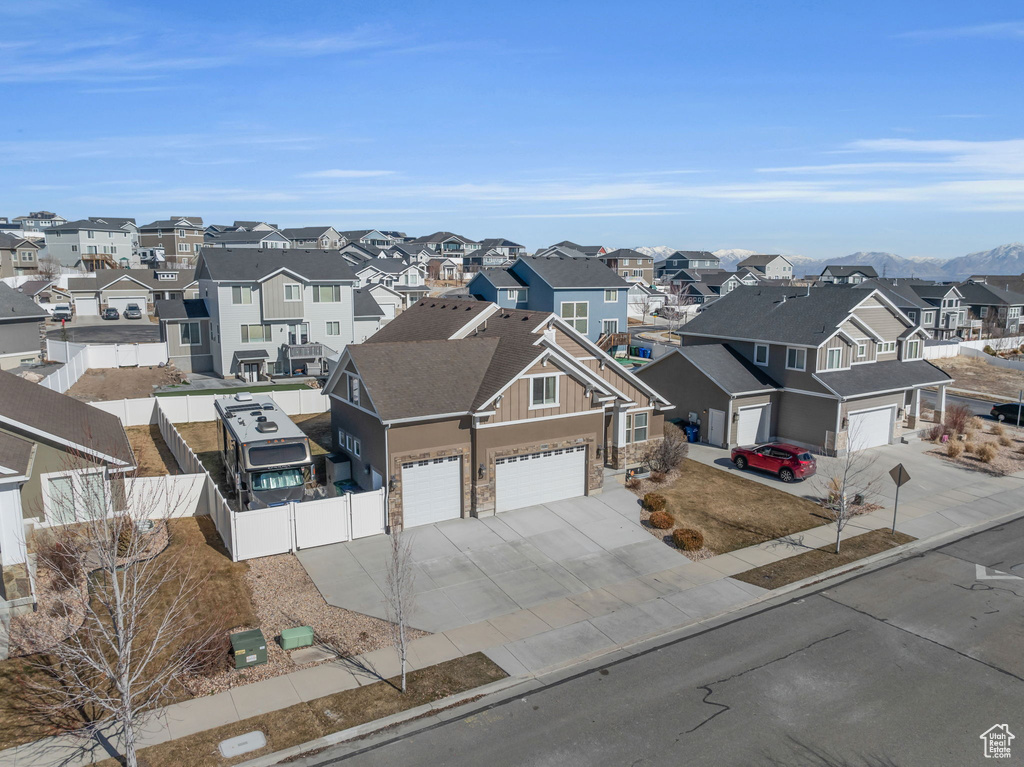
[384,529,416,693]
[642,423,689,474]
[815,426,880,554]
[15,458,210,767]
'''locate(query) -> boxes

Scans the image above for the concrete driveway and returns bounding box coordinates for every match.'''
[298,488,688,634]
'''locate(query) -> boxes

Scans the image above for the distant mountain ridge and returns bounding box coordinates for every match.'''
[634,243,1024,281]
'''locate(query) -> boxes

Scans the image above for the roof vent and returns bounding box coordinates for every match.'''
[255,420,278,433]
[234,392,253,402]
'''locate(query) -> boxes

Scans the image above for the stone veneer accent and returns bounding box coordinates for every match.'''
[608,437,661,470]
[387,445,472,532]
[473,435,604,517]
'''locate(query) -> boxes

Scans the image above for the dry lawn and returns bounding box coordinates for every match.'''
[732,529,916,590]
[66,366,181,402]
[0,517,255,751]
[658,460,827,555]
[930,356,1024,400]
[125,425,180,477]
[95,654,506,767]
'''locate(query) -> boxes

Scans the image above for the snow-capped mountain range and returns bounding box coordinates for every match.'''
[633,243,1024,282]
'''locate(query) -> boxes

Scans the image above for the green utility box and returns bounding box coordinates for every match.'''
[230,629,267,670]
[280,626,314,650]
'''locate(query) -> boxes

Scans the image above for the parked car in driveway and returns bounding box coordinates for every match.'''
[731,443,816,482]
[991,403,1024,426]
[122,303,142,320]
[51,304,73,322]
[101,307,120,320]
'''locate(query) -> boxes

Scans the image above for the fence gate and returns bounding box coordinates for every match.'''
[294,496,351,549]
[115,344,140,367]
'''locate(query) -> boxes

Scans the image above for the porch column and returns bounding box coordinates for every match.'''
[907,388,921,429]
[610,404,629,469]
[936,384,947,426]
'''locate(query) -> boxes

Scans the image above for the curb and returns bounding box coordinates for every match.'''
[245,504,1024,766]
[235,676,528,767]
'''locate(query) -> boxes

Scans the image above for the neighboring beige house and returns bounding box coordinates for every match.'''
[324,298,672,530]
[44,219,135,270]
[66,269,198,318]
[139,217,204,269]
[736,254,795,280]
[281,227,342,249]
[598,249,656,286]
[638,285,951,454]
[0,233,41,278]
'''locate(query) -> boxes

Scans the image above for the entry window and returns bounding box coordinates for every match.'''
[325,321,340,336]
[283,283,302,302]
[826,347,843,370]
[179,321,201,346]
[754,344,769,366]
[231,286,253,305]
[604,289,618,303]
[240,324,271,343]
[530,375,558,408]
[626,412,649,443]
[786,347,806,371]
[602,319,619,335]
[560,301,588,334]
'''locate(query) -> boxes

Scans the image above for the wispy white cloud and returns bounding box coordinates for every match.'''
[299,169,396,179]
[898,20,1024,40]
[0,132,317,162]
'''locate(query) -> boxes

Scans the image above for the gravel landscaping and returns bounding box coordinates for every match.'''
[926,422,1024,476]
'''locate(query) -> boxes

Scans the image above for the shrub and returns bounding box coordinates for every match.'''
[927,424,945,442]
[116,525,138,559]
[946,440,964,459]
[984,345,995,356]
[641,423,689,474]
[625,477,642,491]
[648,511,673,530]
[642,493,666,512]
[977,443,998,463]
[34,533,80,587]
[673,528,704,551]
[943,404,972,436]
[649,471,667,484]
[179,629,231,678]
[969,416,985,432]
[991,423,1005,436]
[999,435,1013,447]
[964,441,978,454]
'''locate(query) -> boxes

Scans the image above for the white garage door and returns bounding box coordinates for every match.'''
[401,456,462,527]
[107,296,148,315]
[495,445,586,513]
[848,407,894,450]
[736,405,770,446]
[74,297,98,316]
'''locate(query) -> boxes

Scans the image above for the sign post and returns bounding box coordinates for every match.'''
[889,463,911,534]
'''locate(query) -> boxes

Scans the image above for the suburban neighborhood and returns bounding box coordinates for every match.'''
[2,1,1022,765]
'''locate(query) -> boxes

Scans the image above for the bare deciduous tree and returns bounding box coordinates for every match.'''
[384,529,416,693]
[641,423,689,474]
[815,426,880,554]
[35,255,63,281]
[15,455,210,767]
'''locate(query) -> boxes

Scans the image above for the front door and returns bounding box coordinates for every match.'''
[708,409,725,447]
[287,323,309,346]
[602,319,619,336]
[243,363,260,383]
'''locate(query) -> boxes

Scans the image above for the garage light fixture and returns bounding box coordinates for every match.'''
[478,463,486,479]
[388,475,397,491]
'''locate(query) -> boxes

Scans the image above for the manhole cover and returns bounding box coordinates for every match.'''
[219,730,267,758]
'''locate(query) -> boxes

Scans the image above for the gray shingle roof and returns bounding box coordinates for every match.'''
[957,281,1024,306]
[281,227,335,240]
[856,279,930,310]
[411,231,475,244]
[737,254,786,268]
[67,269,196,293]
[206,230,287,244]
[140,217,203,231]
[669,250,719,261]
[516,255,627,289]
[49,219,125,234]
[0,232,39,249]
[358,258,413,275]
[822,265,878,278]
[472,269,527,289]
[13,279,53,297]
[676,345,779,394]
[155,298,209,320]
[600,248,653,262]
[0,284,48,321]
[88,217,136,228]
[0,370,134,466]
[816,359,952,397]
[478,238,523,248]
[681,285,889,346]
[196,249,358,282]
[354,288,383,318]
[0,430,34,476]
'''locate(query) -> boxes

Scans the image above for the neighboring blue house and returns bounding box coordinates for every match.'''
[468,255,628,341]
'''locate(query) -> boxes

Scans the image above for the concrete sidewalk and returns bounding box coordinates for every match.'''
[3,455,1022,765]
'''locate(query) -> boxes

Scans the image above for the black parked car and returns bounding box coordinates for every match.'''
[102,307,120,320]
[991,403,1024,426]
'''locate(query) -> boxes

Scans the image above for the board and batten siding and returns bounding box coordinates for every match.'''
[261,273,306,321]
[817,334,853,370]
[489,363,598,423]
[853,304,910,341]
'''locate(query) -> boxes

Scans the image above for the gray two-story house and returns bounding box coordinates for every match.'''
[157,248,370,380]
[656,250,720,279]
[637,285,951,455]
[467,255,629,342]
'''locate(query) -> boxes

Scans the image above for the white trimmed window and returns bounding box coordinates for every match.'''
[754,344,769,366]
[231,285,253,305]
[904,339,921,359]
[880,341,897,353]
[856,342,867,358]
[560,301,588,334]
[786,347,806,371]
[240,324,271,343]
[313,284,341,303]
[284,283,302,301]
[179,322,201,346]
[530,375,558,408]
[626,412,649,443]
[923,312,934,325]
[826,347,843,370]
[326,321,340,336]
[347,374,361,405]
[604,289,618,303]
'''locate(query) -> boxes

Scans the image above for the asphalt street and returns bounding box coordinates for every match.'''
[306,516,1024,767]
[44,319,160,343]
[921,391,996,419]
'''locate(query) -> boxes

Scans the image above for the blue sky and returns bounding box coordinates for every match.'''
[2,0,1022,258]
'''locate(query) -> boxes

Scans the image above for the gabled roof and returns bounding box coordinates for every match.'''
[600,248,653,262]
[353,288,383,318]
[737,254,789,268]
[909,284,962,301]
[668,268,726,282]
[668,250,719,261]
[206,230,288,244]
[515,255,627,289]
[140,217,203,230]
[699,271,743,288]
[0,232,39,249]
[471,269,527,289]
[233,221,277,230]
[821,265,878,278]
[88,217,136,228]
[552,241,605,256]
[681,285,909,347]
[49,219,126,234]
[281,227,337,240]
[0,284,49,321]
[664,345,779,395]
[195,248,358,283]
[14,279,54,297]
[357,258,417,275]
[816,359,953,397]
[0,370,134,467]
[856,279,930,310]
[0,430,34,479]
[67,269,197,293]
[154,298,210,321]
[957,281,1024,306]
[478,238,523,248]
[411,231,476,245]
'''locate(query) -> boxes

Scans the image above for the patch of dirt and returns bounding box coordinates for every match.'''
[930,356,1024,400]
[732,529,916,590]
[125,425,179,477]
[66,365,184,402]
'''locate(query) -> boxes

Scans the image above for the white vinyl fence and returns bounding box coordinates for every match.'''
[41,340,169,393]
[127,474,207,519]
[962,345,1024,372]
[88,388,330,427]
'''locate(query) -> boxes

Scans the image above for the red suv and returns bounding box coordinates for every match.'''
[730,443,816,482]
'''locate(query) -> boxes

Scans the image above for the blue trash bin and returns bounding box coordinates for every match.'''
[684,425,699,442]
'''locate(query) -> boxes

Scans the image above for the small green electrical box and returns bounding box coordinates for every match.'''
[279,626,314,650]
[230,629,268,670]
